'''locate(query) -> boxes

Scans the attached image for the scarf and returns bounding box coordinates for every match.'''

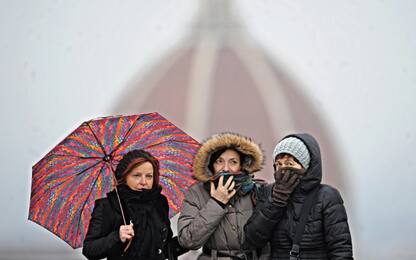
[211,171,255,196]
[117,185,168,259]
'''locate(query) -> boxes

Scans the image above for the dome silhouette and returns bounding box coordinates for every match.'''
[113,0,347,190]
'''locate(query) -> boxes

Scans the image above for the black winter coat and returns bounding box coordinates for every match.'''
[244,134,353,260]
[82,187,185,260]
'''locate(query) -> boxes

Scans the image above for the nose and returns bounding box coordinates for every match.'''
[139,176,146,185]
[223,163,230,172]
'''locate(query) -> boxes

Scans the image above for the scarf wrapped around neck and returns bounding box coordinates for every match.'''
[211,171,255,196]
[117,185,169,259]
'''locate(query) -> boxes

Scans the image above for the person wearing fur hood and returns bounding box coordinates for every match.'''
[177,132,268,260]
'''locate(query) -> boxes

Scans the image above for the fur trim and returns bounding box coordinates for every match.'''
[193,132,264,182]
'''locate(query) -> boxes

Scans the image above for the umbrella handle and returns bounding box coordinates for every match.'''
[114,185,127,225]
[124,239,133,252]
[114,185,132,253]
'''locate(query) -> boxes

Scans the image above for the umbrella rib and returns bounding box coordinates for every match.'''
[140,139,198,150]
[51,154,102,159]
[74,160,103,176]
[75,162,107,245]
[110,116,141,155]
[86,121,107,156]
[44,161,103,192]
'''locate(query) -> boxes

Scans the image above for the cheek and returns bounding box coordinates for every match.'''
[213,164,222,173]
[230,165,241,173]
[145,179,154,189]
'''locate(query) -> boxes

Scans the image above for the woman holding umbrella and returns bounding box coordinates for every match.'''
[177,132,268,259]
[83,149,185,260]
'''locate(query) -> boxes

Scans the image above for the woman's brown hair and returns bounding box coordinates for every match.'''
[115,149,160,188]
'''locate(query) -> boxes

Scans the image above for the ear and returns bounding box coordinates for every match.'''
[273,163,276,171]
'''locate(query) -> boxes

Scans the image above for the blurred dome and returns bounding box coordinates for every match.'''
[113,0,347,189]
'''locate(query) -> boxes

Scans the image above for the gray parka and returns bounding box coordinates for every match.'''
[177,133,266,260]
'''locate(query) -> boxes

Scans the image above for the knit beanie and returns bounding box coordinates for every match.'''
[272,137,310,170]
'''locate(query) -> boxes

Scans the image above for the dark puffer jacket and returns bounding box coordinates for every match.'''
[244,133,353,260]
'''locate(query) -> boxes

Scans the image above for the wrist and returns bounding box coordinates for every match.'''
[211,196,227,208]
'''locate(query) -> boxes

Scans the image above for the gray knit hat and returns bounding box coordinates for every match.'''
[273,137,310,170]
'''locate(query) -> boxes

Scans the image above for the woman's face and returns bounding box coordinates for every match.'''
[213,149,241,174]
[125,161,154,190]
[274,154,303,170]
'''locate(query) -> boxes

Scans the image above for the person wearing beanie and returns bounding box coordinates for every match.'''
[177,132,269,259]
[244,133,353,260]
[83,149,187,260]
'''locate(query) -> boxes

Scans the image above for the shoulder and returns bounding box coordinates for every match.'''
[90,197,114,218]
[189,182,206,191]
[183,182,210,206]
[93,197,111,209]
[186,182,208,197]
[318,184,344,207]
[159,193,169,208]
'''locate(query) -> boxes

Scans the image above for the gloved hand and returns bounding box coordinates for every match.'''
[271,168,300,206]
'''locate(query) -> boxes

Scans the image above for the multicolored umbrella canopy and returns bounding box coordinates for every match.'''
[29,112,200,249]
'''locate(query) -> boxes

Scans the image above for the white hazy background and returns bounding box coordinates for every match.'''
[1,1,415,259]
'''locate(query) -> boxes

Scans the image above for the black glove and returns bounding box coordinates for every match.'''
[271,168,300,206]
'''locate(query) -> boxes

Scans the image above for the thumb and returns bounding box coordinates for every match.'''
[274,169,282,182]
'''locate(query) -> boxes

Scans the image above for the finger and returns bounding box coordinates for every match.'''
[274,188,291,195]
[289,178,300,190]
[124,230,134,237]
[227,189,237,199]
[287,173,299,186]
[217,176,225,188]
[224,175,234,188]
[281,170,290,182]
[273,190,289,200]
[274,169,282,181]
[228,180,235,191]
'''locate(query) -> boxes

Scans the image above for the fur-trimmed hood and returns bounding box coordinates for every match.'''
[193,132,264,182]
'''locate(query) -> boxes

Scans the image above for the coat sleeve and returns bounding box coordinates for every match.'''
[322,186,354,260]
[177,187,228,250]
[243,185,286,249]
[82,199,125,260]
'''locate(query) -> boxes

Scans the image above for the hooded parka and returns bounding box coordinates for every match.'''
[244,133,353,260]
[177,133,267,260]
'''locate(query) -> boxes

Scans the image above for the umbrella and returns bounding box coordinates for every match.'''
[29,112,200,249]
